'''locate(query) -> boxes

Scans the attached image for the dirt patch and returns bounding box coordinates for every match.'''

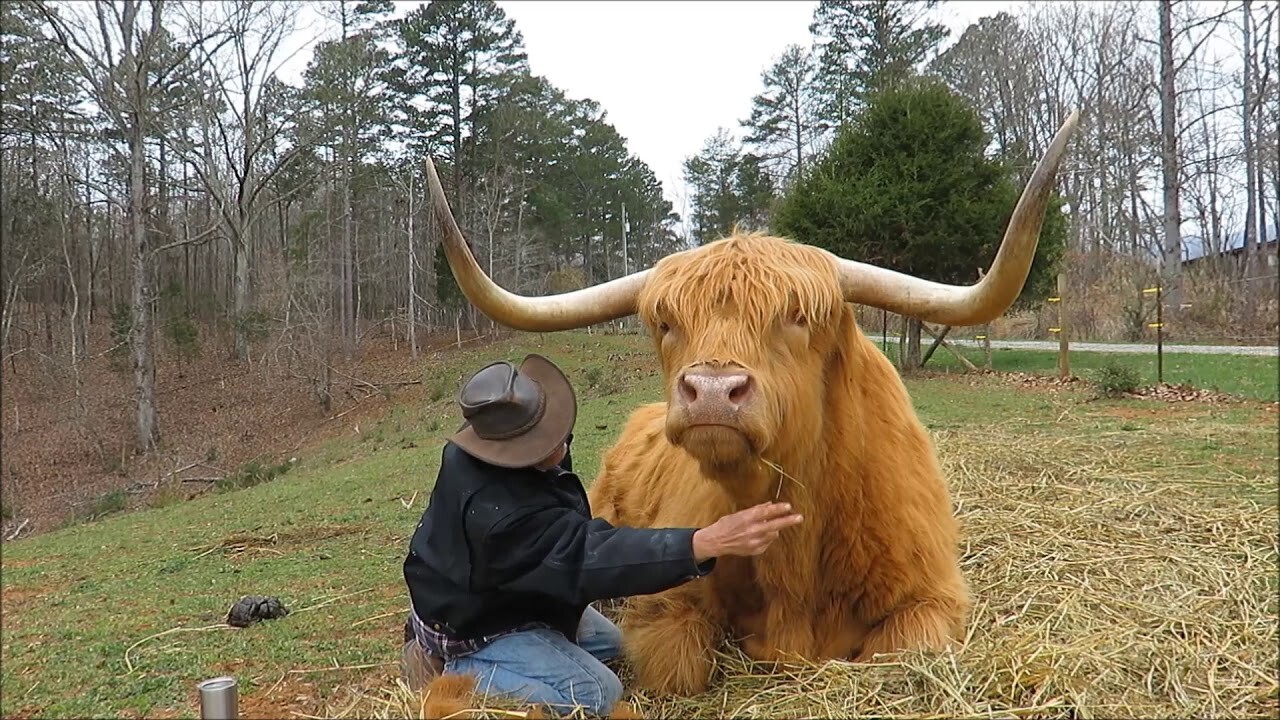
[0,584,62,613]
[1256,404,1280,425]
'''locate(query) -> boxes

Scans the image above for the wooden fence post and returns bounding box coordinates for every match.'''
[1055,272,1069,379]
[977,268,992,369]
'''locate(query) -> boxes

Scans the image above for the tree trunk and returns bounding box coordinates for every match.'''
[232,228,250,360]
[340,119,355,358]
[129,120,159,452]
[1241,0,1259,288]
[906,318,922,371]
[408,170,419,359]
[1158,0,1184,311]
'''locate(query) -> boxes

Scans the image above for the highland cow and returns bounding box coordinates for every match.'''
[423,109,1079,696]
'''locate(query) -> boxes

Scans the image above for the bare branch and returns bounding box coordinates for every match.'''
[149,219,222,256]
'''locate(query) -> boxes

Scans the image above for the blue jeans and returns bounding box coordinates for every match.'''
[445,605,625,716]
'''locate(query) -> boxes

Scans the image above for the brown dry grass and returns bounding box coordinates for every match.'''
[317,423,1278,720]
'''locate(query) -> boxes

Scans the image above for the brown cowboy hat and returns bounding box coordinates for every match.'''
[448,354,577,469]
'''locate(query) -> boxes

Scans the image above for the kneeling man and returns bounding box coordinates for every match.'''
[401,354,803,716]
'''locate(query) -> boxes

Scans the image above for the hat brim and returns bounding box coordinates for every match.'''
[449,354,577,469]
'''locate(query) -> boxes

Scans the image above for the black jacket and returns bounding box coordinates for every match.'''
[403,434,715,643]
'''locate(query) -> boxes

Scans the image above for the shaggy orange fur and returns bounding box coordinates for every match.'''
[606,701,642,719]
[587,232,972,696]
[420,673,478,718]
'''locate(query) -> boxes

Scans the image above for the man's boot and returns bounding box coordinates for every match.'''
[401,618,444,693]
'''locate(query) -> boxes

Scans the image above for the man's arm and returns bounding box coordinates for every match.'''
[471,505,714,606]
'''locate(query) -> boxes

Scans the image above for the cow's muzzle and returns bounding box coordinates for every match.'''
[674,364,756,427]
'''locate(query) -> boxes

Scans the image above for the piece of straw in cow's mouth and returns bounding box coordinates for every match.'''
[759,458,804,500]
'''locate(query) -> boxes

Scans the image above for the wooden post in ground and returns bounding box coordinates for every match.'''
[1144,284,1165,386]
[1053,272,1069,379]
[920,324,952,367]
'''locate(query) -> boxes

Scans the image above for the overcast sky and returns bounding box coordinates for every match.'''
[275,0,1032,220]
[488,0,1023,217]
[267,0,1248,239]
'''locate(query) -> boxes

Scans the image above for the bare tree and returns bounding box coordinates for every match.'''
[175,1,308,361]
[35,0,227,453]
[1156,0,1233,310]
[1240,0,1258,283]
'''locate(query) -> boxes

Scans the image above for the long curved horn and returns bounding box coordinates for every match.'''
[424,157,649,332]
[833,109,1081,327]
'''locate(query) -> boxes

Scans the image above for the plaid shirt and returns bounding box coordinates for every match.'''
[408,609,552,660]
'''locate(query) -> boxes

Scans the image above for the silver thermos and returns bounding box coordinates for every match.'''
[196,676,239,720]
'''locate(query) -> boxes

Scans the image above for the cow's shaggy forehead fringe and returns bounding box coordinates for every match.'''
[638,232,843,331]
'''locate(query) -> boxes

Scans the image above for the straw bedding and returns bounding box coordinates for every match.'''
[342,426,1279,719]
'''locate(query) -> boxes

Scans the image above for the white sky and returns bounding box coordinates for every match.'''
[491,0,1023,216]
[270,0,1247,240]
[276,0,1028,220]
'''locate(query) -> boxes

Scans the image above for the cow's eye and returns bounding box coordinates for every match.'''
[658,321,671,334]
[789,310,807,327]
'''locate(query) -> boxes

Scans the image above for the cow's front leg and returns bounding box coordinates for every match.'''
[620,584,724,696]
[739,598,817,663]
[853,595,967,663]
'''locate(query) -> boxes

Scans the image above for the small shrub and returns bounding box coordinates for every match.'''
[166,315,200,360]
[215,459,294,493]
[147,484,185,509]
[233,309,272,343]
[582,366,623,396]
[72,489,129,523]
[425,372,452,402]
[1091,361,1142,398]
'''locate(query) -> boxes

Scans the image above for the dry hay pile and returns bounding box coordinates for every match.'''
[339,428,1279,719]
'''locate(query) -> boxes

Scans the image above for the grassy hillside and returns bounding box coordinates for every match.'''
[2,332,1276,718]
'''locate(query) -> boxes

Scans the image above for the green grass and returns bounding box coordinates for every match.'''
[868,340,1279,402]
[2,331,1276,718]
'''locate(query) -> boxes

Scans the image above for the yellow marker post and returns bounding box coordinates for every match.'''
[1055,273,1069,378]
[1141,285,1164,384]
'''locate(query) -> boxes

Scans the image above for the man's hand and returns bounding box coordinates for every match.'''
[692,502,804,564]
